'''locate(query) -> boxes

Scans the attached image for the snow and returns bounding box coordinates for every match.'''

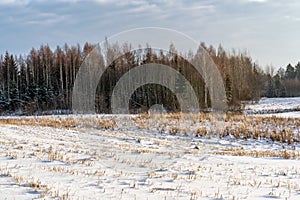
[245,97,300,117]
[245,97,300,111]
[261,111,300,118]
[0,97,299,199]
[0,117,299,199]
[0,175,41,200]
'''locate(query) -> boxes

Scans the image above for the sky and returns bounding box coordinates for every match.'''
[0,0,300,70]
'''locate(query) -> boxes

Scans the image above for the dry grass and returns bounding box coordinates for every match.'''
[0,165,76,200]
[214,147,300,159]
[0,116,116,130]
[0,166,46,193]
[0,113,299,146]
[222,114,300,144]
[134,112,300,145]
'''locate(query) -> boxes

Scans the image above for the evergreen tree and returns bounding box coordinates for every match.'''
[9,83,20,111]
[0,90,8,110]
[285,64,296,79]
[295,62,300,81]
[273,74,286,97]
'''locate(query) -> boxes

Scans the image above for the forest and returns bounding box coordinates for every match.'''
[0,42,299,115]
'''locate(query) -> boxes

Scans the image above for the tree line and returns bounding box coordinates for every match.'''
[263,63,300,97]
[0,42,298,115]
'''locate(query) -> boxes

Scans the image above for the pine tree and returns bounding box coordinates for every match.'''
[295,62,300,81]
[0,90,8,110]
[9,83,20,111]
[285,64,296,79]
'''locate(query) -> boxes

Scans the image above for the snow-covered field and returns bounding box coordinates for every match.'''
[0,97,299,200]
[245,97,300,117]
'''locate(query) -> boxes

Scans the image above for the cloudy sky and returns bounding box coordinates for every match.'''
[0,0,299,69]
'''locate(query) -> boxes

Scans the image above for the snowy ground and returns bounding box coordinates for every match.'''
[245,97,300,117]
[0,97,299,200]
[0,123,300,200]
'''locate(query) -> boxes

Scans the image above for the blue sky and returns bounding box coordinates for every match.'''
[0,0,299,70]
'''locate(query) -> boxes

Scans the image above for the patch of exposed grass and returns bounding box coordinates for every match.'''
[0,113,299,146]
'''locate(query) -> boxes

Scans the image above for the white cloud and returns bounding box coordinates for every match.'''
[248,0,267,2]
[0,0,30,5]
[0,0,113,5]
[1,0,300,69]
[238,0,268,3]
[285,15,300,21]
[27,12,67,25]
